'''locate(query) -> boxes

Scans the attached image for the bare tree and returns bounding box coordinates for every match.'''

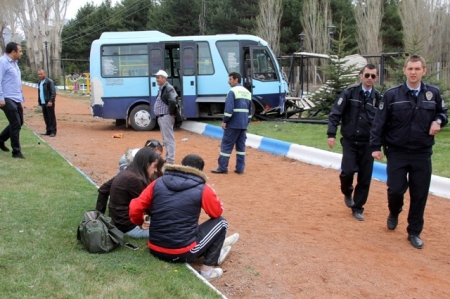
[0,0,21,54]
[256,0,283,56]
[13,0,70,78]
[353,0,383,55]
[301,0,331,55]
[398,0,448,61]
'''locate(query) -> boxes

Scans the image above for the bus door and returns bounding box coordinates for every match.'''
[148,43,165,116]
[180,41,197,118]
[249,46,283,110]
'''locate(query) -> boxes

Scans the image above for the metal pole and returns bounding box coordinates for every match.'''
[44,41,50,77]
[329,32,334,50]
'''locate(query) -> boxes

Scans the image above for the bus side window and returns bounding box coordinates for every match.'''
[150,49,163,75]
[197,42,214,75]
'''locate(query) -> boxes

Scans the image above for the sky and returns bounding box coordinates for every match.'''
[66,0,120,20]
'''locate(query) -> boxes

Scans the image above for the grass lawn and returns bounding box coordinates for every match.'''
[0,117,220,299]
[203,119,450,178]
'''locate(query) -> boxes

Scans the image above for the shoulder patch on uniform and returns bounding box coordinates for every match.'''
[337,98,343,105]
[426,91,433,101]
[379,101,384,110]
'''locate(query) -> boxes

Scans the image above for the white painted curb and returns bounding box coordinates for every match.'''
[181,121,450,199]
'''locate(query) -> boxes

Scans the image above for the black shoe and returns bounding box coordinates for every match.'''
[352,211,365,221]
[12,152,25,159]
[387,214,398,230]
[49,133,56,137]
[408,234,423,249]
[0,141,10,152]
[344,195,354,208]
[234,170,243,174]
[40,132,50,136]
[211,169,228,174]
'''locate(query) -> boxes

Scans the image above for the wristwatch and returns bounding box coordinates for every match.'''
[435,118,442,125]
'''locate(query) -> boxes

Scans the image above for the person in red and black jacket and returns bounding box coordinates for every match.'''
[129,154,239,281]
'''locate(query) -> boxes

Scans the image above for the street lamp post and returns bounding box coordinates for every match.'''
[327,24,336,51]
[44,40,50,77]
[298,32,305,52]
[298,32,306,97]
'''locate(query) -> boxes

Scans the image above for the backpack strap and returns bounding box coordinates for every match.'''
[98,214,139,250]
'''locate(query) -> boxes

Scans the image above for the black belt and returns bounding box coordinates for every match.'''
[158,114,167,117]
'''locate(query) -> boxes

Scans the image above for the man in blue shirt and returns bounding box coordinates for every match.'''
[37,69,57,137]
[0,42,25,159]
[211,72,252,174]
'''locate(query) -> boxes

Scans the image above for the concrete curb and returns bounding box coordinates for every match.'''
[180,120,450,199]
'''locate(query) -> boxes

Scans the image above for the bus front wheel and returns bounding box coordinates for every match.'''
[129,105,156,131]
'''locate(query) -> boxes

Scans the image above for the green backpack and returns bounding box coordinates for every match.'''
[77,210,138,253]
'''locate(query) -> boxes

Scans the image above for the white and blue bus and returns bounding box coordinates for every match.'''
[90,30,288,130]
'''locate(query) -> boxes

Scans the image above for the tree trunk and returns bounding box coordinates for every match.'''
[256,0,283,56]
[353,0,383,56]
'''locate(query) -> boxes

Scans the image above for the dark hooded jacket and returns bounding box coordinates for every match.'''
[129,164,223,254]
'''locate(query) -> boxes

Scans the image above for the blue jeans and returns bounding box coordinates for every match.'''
[125,226,149,238]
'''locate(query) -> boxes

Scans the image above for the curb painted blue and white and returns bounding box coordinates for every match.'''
[181,121,450,200]
[22,81,80,91]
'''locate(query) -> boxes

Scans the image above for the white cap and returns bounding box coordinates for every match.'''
[155,70,168,78]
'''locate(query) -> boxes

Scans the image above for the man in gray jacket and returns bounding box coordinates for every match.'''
[37,69,57,137]
[153,70,178,164]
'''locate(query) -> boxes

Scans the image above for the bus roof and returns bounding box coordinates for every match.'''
[95,30,268,46]
[99,31,171,40]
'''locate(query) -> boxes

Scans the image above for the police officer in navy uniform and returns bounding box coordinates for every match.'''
[371,55,448,249]
[328,64,381,221]
[211,72,252,174]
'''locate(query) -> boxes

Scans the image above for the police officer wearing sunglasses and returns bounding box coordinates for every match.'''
[327,64,381,221]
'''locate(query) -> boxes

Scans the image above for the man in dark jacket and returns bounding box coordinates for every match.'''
[371,55,448,249]
[211,72,252,174]
[129,154,239,281]
[37,70,57,137]
[327,64,381,221]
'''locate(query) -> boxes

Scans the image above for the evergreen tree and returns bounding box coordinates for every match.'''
[331,0,357,53]
[147,0,200,36]
[311,25,359,115]
[279,0,303,55]
[381,0,403,52]
[386,38,449,100]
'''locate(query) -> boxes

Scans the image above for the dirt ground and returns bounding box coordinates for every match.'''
[20,86,450,298]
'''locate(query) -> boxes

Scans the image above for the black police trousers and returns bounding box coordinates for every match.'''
[386,149,432,235]
[339,138,374,213]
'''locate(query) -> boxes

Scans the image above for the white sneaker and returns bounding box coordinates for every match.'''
[222,233,239,248]
[200,267,223,281]
[218,246,231,265]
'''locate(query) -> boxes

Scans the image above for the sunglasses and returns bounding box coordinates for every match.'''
[364,73,377,79]
[146,140,164,147]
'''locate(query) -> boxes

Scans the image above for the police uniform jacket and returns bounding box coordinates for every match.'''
[129,164,224,254]
[328,84,381,143]
[370,82,448,153]
[223,84,252,129]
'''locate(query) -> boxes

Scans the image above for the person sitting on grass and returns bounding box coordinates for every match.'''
[96,147,162,238]
[129,154,239,281]
[118,139,164,172]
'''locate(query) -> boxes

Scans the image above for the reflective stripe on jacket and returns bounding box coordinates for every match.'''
[223,84,252,129]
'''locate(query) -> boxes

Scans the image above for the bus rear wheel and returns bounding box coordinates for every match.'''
[129,104,156,131]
